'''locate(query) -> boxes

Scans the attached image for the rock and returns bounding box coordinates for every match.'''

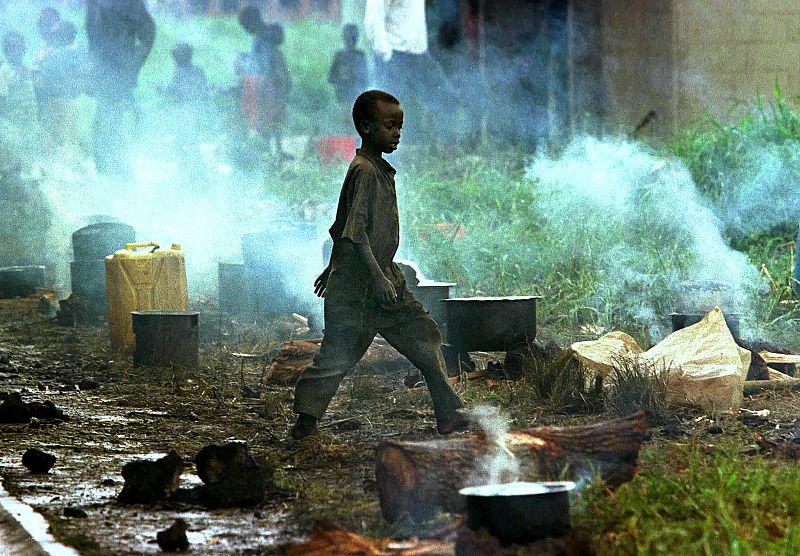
[77,379,101,391]
[192,442,274,508]
[0,393,68,423]
[156,519,190,552]
[22,448,56,473]
[63,507,88,518]
[707,424,724,435]
[118,451,185,505]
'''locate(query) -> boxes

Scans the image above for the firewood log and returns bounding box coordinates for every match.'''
[267,337,412,385]
[375,411,651,522]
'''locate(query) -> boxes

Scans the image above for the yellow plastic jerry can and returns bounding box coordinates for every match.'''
[105,242,189,353]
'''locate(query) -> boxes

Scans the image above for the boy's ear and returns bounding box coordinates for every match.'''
[358,119,371,135]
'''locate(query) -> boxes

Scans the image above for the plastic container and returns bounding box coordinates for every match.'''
[242,222,318,317]
[132,311,198,369]
[316,136,356,164]
[106,242,189,353]
[218,262,251,316]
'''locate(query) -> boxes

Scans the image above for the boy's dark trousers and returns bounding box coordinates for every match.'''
[293,267,462,422]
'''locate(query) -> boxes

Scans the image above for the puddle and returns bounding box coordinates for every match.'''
[0,479,80,556]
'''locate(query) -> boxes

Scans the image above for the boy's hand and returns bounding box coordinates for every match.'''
[314,267,331,297]
[374,275,397,305]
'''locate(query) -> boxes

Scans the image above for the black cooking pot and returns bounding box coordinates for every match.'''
[460,481,575,545]
[670,312,741,339]
[0,266,46,299]
[444,296,541,352]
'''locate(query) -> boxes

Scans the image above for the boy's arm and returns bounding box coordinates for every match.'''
[354,244,396,304]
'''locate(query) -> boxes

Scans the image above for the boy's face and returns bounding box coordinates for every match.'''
[361,101,403,154]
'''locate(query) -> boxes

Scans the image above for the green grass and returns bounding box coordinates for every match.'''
[578,443,800,555]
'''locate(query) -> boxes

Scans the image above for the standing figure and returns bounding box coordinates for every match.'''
[37,21,87,156]
[0,32,37,130]
[328,24,369,131]
[290,90,469,440]
[86,0,155,175]
[164,42,210,157]
[238,7,293,161]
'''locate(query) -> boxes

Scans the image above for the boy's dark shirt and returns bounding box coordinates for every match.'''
[328,49,368,104]
[329,148,405,291]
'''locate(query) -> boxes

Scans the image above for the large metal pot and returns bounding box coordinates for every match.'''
[444,296,541,352]
[460,481,575,545]
[72,222,135,261]
[670,312,741,338]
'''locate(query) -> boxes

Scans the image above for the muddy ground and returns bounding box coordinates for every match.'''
[1,297,800,554]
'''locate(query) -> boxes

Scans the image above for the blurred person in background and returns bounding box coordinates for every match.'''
[364,0,457,147]
[328,23,369,133]
[37,21,88,156]
[164,42,210,159]
[238,7,293,161]
[0,31,38,151]
[86,0,155,175]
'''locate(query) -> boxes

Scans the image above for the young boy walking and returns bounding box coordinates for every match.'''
[291,90,468,439]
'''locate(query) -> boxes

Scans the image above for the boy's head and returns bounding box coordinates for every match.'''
[265,23,284,46]
[171,43,193,66]
[2,32,25,64]
[352,90,403,154]
[342,24,358,48]
[37,7,61,41]
[238,6,264,35]
[52,21,77,49]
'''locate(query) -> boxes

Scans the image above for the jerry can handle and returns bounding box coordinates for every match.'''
[126,242,160,253]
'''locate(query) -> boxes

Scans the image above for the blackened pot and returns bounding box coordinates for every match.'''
[460,481,575,545]
[671,312,740,339]
[0,266,46,299]
[444,296,541,352]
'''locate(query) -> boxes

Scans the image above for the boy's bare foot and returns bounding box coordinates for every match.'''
[436,409,471,435]
[290,413,319,440]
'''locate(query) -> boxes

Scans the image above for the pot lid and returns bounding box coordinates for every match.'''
[459,481,575,497]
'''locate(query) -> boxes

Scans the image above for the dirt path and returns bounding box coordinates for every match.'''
[0,298,455,554]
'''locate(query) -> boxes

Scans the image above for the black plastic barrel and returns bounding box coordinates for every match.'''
[242,221,318,317]
[0,266,46,298]
[218,262,252,316]
[132,311,199,369]
[72,222,136,261]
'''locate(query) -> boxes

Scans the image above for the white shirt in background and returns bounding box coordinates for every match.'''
[364,0,428,62]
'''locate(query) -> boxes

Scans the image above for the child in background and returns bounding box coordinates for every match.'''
[165,42,210,156]
[0,32,38,141]
[37,21,86,155]
[238,7,293,161]
[328,24,368,130]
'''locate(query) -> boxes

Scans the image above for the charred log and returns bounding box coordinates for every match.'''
[375,412,651,522]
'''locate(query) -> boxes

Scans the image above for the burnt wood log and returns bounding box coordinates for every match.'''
[375,411,651,522]
[268,337,412,385]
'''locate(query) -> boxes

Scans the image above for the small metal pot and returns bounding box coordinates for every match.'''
[460,481,575,545]
[670,312,740,339]
[444,296,541,352]
[0,266,46,299]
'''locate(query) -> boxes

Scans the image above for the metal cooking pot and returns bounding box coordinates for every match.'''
[460,481,575,545]
[444,296,541,352]
[0,266,46,299]
[670,312,740,339]
[410,280,456,335]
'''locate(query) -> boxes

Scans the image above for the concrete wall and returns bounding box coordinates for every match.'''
[595,0,800,133]
[671,0,800,123]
